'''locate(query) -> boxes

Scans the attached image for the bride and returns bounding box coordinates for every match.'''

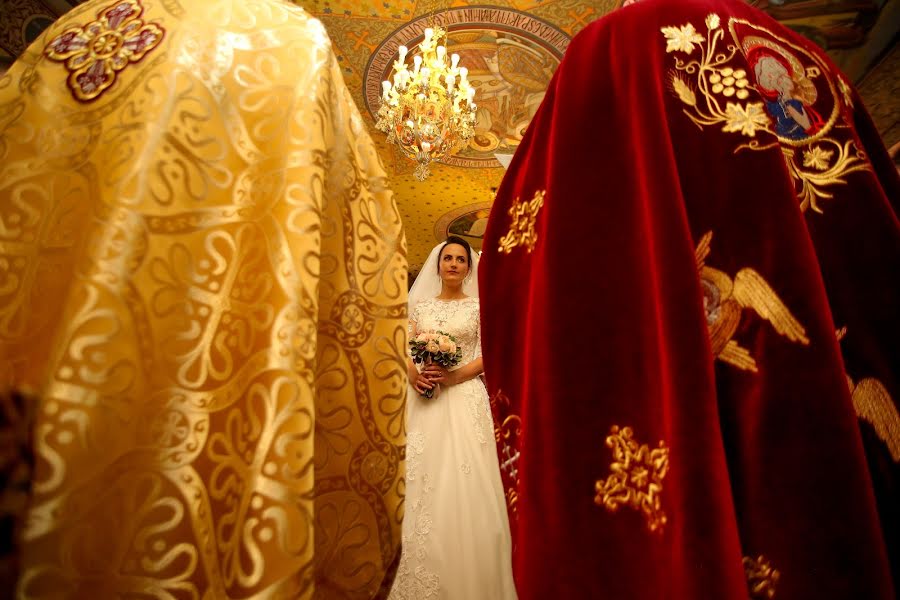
[389,237,517,599]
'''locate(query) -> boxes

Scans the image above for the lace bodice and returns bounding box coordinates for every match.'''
[410,297,482,367]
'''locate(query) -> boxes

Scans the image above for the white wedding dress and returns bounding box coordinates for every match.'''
[389,297,517,599]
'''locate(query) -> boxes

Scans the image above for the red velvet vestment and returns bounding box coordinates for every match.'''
[479,0,900,597]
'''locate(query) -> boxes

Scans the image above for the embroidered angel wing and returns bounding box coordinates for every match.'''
[852,378,900,462]
[719,339,758,372]
[695,231,713,270]
[732,269,809,345]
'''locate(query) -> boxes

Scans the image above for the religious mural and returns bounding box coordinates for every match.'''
[365,8,569,168]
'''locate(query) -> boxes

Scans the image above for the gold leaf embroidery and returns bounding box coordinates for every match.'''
[743,555,780,599]
[782,142,871,213]
[594,425,669,533]
[696,231,809,372]
[802,146,834,170]
[661,23,705,54]
[662,15,768,136]
[498,190,545,255]
[723,102,770,136]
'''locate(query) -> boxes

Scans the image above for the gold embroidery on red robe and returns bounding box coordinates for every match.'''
[662,15,870,213]
[44,0,164,102]
[696,231,809,372]
[498,190,545,254]
[594,425,669,533]
[490,389,523,516]
[837,329,900,461]
[850,377,900,461]
[744,555,780,599]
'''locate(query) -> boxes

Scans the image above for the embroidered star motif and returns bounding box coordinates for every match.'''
[44,0,164,102]
[498,190,545,254]
[594,425,669,533]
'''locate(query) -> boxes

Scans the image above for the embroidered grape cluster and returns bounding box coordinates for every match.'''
[709,67,750,100]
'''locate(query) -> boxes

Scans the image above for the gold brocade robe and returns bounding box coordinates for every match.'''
[0,0,408,597]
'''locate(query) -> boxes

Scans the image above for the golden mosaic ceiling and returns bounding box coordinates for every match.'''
[2,0,897,271]
[293,0,621,272]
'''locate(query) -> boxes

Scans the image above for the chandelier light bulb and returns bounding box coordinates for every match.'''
[375,25,477,180]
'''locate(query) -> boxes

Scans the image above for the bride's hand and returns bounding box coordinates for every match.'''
[423,364,456,386]
[411,371,434,394]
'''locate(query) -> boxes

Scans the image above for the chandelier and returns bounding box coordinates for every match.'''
[376,26,477,181]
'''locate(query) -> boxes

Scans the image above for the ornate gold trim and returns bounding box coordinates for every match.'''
[498,190,545,254]
[743,555,780,599]
[594,425,669,533]
[781,142,870,213]
[44,0,164,103]
[490,389,523,517]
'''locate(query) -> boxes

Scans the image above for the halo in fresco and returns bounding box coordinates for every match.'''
[365,8,570,169]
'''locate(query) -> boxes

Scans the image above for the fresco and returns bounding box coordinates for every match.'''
[365,7,569,168]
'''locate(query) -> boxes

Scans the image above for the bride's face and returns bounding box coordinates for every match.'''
[438,243,470,284]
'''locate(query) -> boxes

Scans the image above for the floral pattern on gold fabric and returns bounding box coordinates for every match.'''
[594,425,669,533]
[498,190,545,254]
[662,15,870,213]
[743,555,780,599]
[2,2,407,597]
[695,231,809,372]
[44,0,164,102]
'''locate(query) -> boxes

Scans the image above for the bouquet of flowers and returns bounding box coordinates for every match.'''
[409,330,463,398]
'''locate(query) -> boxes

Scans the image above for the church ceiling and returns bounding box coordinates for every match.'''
[1,0,897,271]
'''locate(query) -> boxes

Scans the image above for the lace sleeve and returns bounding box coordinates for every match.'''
[473,301,482,361]
[408,303,419,358]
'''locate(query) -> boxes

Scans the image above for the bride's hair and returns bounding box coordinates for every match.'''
[437,236,473,274]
